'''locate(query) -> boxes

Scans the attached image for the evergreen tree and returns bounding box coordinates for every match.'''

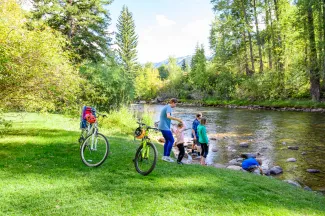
[190,44,207,91]
[181,59,187,71]
[116,5,138,76]
[31,0,112,63]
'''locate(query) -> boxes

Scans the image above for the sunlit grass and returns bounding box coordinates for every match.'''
[1,113,325,215]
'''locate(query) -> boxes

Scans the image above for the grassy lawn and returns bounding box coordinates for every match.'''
[1,113,325,215]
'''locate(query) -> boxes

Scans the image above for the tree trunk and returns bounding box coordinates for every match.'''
[323,0,325,92]
[67,0,74,39]
[307,4,320,101]
[265,0,273,69]
[253,0,263,72]
[273,0,284,71]
[241,0,255,73]
[242,30,250,76]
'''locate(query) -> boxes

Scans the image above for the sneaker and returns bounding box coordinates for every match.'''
[162,156,167,161]
[166,156,175,162]
[177,161,184,165]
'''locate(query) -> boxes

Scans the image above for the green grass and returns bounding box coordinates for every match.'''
[1,113,325,215]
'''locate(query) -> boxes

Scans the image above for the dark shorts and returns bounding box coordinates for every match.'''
[193,139,201,146]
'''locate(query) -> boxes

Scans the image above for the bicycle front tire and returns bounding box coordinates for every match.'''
[80,133,109,167]
[134,142,157,176]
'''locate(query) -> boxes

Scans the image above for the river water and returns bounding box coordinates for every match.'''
[132,104,325,192]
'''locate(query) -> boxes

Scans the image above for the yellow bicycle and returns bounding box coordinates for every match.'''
[134,121,158,175]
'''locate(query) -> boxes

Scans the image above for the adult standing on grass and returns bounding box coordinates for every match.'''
[158,98,182,162]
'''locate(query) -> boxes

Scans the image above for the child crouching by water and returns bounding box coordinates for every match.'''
[197,117,209,165]
[172,121,186,165]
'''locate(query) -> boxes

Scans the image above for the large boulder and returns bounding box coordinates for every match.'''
[270,166,283,175]
[240,153,257,159]
[227,165,243,171]
[283,180,301,188]
[228,159,241,166]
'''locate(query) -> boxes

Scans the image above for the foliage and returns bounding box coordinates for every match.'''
[0,0,79,112]
[100,106,137,134]
[134,63,162,100]
[79,56,131,111]
[31,0,113,63]
[207,0,325,102]
[190,44,208,92]
[158,65,169,80]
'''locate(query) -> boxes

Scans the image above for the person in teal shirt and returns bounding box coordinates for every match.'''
[197,117,209,165]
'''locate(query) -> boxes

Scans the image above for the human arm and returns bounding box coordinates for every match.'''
[166,113,182,122]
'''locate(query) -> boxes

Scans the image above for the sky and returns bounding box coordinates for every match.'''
[109,0,215,63]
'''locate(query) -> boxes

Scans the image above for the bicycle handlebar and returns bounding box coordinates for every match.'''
[137,122,159,131]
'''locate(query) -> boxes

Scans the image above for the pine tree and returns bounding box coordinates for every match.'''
[181,59,187,71]
[31,0,112,63]
[116,5,138,76]
[190,44,207,91]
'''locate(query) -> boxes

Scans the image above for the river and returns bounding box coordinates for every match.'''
[132,104,325,192]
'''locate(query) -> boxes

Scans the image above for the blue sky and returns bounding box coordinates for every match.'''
[109,0,214,63]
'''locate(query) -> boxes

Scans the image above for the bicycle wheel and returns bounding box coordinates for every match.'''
[80,133,109,167]
[134,142,157,175]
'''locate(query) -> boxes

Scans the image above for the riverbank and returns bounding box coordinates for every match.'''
[146,99,325,113]
[1,112,325,215]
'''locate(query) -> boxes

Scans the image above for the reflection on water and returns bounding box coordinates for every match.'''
[131,104,325,191]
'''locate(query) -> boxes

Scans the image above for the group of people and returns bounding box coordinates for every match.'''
[157,98,263,174]
[158,98,209,166]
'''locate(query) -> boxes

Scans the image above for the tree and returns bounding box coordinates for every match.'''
[135,64,162,100]
[181,59,188,71]
[1,0,79,112]
[158,65,169,80]
[190,44,208,91]
[31,0,112,63]
[116,5,138,76]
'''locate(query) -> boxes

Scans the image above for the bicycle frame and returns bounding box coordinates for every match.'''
[141,130,151,159]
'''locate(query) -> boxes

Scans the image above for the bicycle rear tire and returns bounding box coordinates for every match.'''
[80,133,109,167]
[134,142,157,175]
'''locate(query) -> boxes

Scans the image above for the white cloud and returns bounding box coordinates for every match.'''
[155,15,176,27]
[137,18,212,63]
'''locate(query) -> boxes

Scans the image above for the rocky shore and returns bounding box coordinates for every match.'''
[135,99,325,113]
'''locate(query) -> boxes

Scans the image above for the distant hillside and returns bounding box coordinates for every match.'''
[153,55,192,68]
[153,55,213,68]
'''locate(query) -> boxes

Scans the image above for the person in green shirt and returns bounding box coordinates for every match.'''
[197,117,209,165]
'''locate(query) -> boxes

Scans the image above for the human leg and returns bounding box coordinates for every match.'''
[161,130,171,157]
[177,143,185,163]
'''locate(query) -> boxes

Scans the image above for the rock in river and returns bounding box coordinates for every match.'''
[270,166,283,175]
[239,142,249,147]
[286,158,297,162]
[306,169,320,173]
[283,180,301,188]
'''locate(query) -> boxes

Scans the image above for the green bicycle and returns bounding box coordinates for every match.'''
[133,121,158,176]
